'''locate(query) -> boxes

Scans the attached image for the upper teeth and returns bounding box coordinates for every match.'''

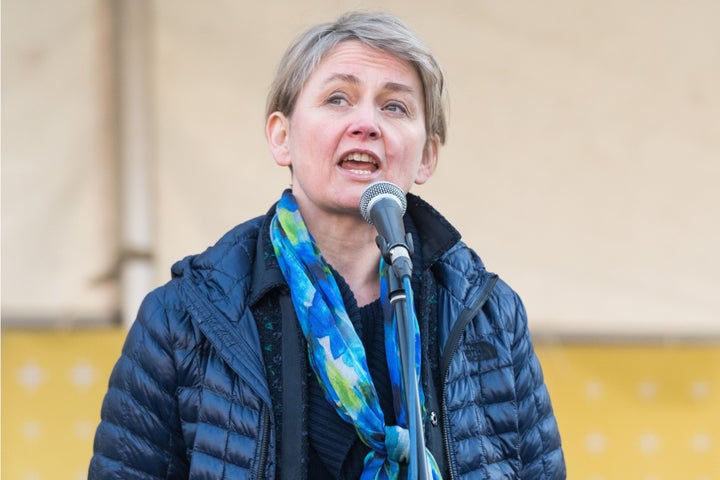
[344,152,375,163]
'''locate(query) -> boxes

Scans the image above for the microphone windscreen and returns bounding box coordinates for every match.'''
[359,181,407,224]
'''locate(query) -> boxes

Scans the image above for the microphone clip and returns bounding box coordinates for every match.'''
[376,232,414,279]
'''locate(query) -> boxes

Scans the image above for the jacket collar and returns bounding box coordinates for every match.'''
[248,202,287,306]
[247,192,462,306]
[406,192,462,272]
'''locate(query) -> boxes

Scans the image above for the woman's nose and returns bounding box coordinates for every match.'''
[348,105,381,140]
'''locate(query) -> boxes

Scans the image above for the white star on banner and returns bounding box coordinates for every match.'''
[69,361,96,389]
[17,362,46,391]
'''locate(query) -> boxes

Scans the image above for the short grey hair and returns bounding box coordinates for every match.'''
[266,11,447,144]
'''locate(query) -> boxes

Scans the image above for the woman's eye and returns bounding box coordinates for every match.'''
[384,101,409,115]
[327,94,348,106]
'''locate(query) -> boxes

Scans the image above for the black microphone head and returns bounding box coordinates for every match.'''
[359,181,407,224]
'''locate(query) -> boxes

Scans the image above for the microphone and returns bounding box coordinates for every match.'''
[359,181,414,278]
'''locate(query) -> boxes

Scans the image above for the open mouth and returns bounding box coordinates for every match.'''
[340,152,378,175]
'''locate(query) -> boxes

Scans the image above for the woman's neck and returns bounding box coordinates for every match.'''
[305,213,382,307]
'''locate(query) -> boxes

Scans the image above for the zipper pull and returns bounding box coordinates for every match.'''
[429,410,439,426]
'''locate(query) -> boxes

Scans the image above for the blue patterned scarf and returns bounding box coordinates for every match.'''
[269,190,441,479]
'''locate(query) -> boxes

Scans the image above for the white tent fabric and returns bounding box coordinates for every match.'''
[2,0,119,325]
[3,0,719,336]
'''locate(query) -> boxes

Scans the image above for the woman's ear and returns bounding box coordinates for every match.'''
[415,135,439,185]
[266,112,291,167]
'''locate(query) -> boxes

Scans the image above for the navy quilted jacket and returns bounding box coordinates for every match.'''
[89,194,565,479]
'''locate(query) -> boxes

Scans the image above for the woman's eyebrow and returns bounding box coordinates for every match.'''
[322,73,360,86]
[323,73,416,94]
[383,81,415,95]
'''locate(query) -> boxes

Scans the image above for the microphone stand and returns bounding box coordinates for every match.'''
[382,240,431,480]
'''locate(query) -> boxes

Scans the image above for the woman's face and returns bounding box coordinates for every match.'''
[267,40,438,220]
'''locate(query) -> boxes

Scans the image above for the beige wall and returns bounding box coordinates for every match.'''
[3,0,719,337]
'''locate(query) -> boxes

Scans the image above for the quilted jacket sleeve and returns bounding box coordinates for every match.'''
[510,292,566,479]
[89,288,188,479]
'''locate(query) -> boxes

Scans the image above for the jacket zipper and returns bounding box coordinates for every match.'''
[440,276,498,480]
[256,405,271,480]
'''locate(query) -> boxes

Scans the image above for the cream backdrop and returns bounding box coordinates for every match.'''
[3,0,719,337]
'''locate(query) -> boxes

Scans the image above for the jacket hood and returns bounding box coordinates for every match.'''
[169,192,478,321]
[170,214,269,325]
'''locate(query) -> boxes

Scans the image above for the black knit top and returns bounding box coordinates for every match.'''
[307,289,392,479]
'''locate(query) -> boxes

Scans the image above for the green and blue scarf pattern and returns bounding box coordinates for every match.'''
[269,190,441,479]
